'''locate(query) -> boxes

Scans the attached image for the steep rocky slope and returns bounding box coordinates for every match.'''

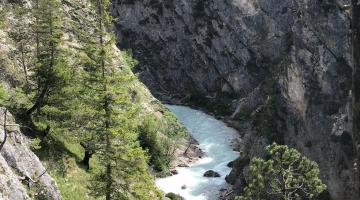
[0,108,61,200]
[111,0,356,199]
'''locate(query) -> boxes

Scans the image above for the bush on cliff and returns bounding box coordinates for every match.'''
[236,143,326,200]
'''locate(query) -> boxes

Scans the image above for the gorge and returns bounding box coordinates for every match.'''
[0,0,359,199]
[111,0,357,199]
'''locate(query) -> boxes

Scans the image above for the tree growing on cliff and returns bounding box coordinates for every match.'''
[8,4,32,85]
[236,143,326,200]
[27,0,68,116]
[66,0,162,199]
[7,0,70,137]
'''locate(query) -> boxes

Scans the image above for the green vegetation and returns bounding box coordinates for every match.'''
[0,6,5,28]
[165,192,183,200]
[0,84,8,106]
[0,0,187,199]
[139,113,187,172]
[120,49,139,69]
[34,134,98,200]
[236,143,326,200]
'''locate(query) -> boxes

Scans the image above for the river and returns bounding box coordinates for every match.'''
[156,105,240,200]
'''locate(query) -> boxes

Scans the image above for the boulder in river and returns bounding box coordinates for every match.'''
[171,169,178,175]
[181,185,187,190]
[227,161,234,168]
[165,192,185,200]
[203,170,221,177]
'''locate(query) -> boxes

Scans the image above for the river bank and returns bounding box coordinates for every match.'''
[156,105,240,200]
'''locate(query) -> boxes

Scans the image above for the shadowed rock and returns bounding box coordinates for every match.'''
[204,170,220,177]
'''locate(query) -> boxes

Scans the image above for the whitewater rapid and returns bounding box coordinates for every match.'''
[156,105,240,200]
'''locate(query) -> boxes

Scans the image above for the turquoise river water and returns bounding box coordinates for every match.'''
[156,105,240,200]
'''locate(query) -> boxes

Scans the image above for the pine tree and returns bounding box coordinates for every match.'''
[68,0,162,199]
[236,143,326,200]
[28,0,67,115]
[13,0,70,137]
[8,4,32,85]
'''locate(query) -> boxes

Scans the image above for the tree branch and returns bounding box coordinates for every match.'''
[0,109,8,151]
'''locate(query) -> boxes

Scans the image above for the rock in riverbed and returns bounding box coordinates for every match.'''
[203,170,221,177]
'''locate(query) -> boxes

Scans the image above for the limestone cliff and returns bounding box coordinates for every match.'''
[111,0,356,199]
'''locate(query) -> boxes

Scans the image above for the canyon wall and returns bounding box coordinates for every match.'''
[111,0,356,199]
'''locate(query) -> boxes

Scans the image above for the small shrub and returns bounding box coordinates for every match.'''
[166,192,183,200]
[0,84,8,106]
[138,114,185,172]
[30,138,42,151]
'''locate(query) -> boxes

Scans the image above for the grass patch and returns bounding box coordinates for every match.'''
[34,133,100,200]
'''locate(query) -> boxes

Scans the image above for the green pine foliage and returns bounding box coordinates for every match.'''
[236,143,326,200]
[67,0,162,199]
[0,84,8,106]
[4,0,71,137]
[28,0,69,115]
[7,4,32,85]
[2,0,187,199]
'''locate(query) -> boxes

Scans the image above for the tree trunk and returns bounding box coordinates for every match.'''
[80,142,94,170]
[26,83,48,115]
[81,150,93,170]
[352,0,360,198]
[35,0,40,60]
[0,109,7,151]
[184,141,192,155]
[98,0,112,199]
[20,43,29,84]
[105,163,111,200]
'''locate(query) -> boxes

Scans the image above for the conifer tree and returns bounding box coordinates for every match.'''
[236,143,326,200]
[13,0,70,137]
[28,0,66,115]
[68,0,162,199]
[8,4,32,85]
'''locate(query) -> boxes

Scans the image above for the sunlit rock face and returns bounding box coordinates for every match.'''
[0,108,61,200]
[111,0,356,199]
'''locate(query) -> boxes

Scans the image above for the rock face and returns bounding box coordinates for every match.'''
[0,108,61,200]
[111,0,356,199]
[203,170,221,177]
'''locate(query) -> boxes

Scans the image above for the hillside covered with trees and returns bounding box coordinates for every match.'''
[0,0,187,199]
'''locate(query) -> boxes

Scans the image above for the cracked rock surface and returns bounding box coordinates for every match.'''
[111,0,356,199]
[0,108,61,200]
